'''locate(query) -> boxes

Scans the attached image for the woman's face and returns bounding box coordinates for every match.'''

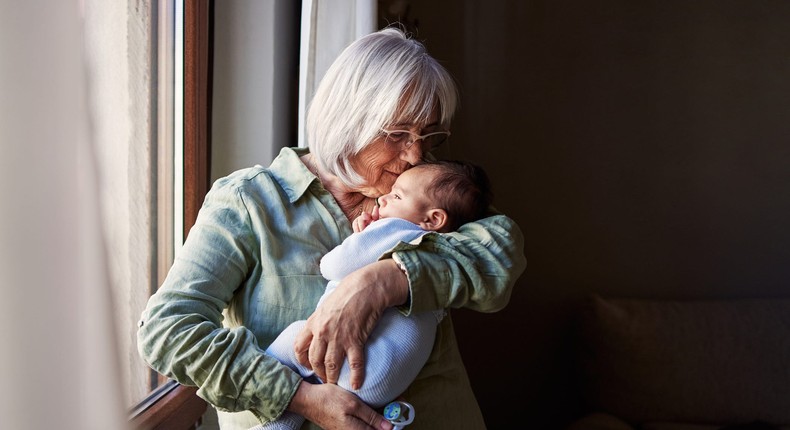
[350,111,445,197]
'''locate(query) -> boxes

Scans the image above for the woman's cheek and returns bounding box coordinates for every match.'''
[376,172,399,195]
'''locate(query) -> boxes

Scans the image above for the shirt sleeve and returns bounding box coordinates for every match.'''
[136,177,302,423]
[389,213,527,315]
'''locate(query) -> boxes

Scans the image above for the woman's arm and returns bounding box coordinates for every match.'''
[295,213,526,388]
[138,173,395,427]
[137,179,303,422]
[295,259,408,389]
[393,214,526,314]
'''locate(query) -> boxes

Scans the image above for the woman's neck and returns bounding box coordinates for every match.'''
[303,154,377,222]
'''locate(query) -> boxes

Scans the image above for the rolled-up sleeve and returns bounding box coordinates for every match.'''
[391,214,526,315]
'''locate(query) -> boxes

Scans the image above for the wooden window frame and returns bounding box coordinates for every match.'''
[183,0,213,238]
[130,0,213,428]
[129,381,206,430]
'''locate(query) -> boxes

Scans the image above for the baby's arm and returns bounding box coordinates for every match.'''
[321,217,426,283]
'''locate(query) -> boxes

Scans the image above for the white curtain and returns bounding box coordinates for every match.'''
[297,0,377,147]
[0,1,127,428]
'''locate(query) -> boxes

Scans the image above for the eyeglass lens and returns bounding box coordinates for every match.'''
[384,131,449,150]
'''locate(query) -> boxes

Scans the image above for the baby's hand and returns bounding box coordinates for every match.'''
[352,205,379,233]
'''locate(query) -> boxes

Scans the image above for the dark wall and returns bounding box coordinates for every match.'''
[386,0,790,427]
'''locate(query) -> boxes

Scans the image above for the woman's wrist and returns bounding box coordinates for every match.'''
[287,380,313,416]
[373,259,409,308]
[345,259,409,309]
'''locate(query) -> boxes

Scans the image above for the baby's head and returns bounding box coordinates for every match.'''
[377,160,493,232]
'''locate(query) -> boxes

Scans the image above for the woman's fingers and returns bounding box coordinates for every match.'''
[308,336,329,381]
[294,320,314,369]
[289,381,393,430]
[294,262,399,387]
[308,324,365,385]
[346,344,366,391]
[322,343,343,384]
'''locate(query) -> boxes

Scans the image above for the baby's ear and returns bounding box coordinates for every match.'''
[421,208,448,232]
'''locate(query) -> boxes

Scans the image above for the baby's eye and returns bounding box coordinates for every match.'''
[393,194,401,199]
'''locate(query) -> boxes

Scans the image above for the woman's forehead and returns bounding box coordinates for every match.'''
[390,94,441,126]
[389,109,440,129]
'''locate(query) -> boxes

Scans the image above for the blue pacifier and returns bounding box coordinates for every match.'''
[383,401,415,430]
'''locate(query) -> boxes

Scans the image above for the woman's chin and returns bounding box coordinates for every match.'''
[379,172,400,191]
[359,177,397,197]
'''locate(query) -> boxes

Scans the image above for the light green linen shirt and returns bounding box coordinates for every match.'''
[137,147,526,429]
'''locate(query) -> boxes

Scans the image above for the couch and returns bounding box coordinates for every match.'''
[568,295,790,430]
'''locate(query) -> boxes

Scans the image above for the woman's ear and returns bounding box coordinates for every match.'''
[421,208,448,232]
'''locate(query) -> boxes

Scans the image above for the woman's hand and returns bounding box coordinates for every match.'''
[288,381,393,430]
[293,259,408,389]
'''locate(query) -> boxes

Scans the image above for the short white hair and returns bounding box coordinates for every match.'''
[306,27,459,187]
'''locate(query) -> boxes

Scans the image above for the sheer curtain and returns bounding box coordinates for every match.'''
[297,0,377,147]
[0,0,127,428]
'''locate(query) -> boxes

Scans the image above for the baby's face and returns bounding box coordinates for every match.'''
[377,167,436,225]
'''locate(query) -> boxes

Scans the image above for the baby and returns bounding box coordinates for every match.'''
[258,160,493,430]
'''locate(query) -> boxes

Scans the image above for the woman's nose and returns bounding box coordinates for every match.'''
[399,141,425,165]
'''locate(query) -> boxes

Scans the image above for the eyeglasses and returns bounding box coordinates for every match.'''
[379,128,451,151]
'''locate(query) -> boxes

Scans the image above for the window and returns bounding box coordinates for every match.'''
[122,0,213,426]
[119,0,349,425]
[127,1,213,425]
[84,0,202,411]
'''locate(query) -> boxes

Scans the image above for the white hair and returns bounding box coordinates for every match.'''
[306,27,459,187]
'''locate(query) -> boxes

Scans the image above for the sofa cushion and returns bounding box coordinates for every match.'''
[577,295,790,425]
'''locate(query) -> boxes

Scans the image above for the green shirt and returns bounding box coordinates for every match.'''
[137,147,526,429]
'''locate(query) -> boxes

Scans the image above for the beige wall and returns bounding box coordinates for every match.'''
[403,0,790,426]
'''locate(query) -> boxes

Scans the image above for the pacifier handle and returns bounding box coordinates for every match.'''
[383,401,415,430]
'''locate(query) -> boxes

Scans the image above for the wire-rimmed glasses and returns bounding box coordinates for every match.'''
[379,128,451,152]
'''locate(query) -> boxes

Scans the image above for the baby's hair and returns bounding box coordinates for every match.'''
[418,160,493,231]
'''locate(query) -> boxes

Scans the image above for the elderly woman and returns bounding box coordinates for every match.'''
[138,28,526,430]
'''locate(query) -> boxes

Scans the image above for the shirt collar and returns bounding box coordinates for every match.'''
[268,146,317,203]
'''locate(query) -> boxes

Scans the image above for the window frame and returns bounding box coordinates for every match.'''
[130,0,213,426]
